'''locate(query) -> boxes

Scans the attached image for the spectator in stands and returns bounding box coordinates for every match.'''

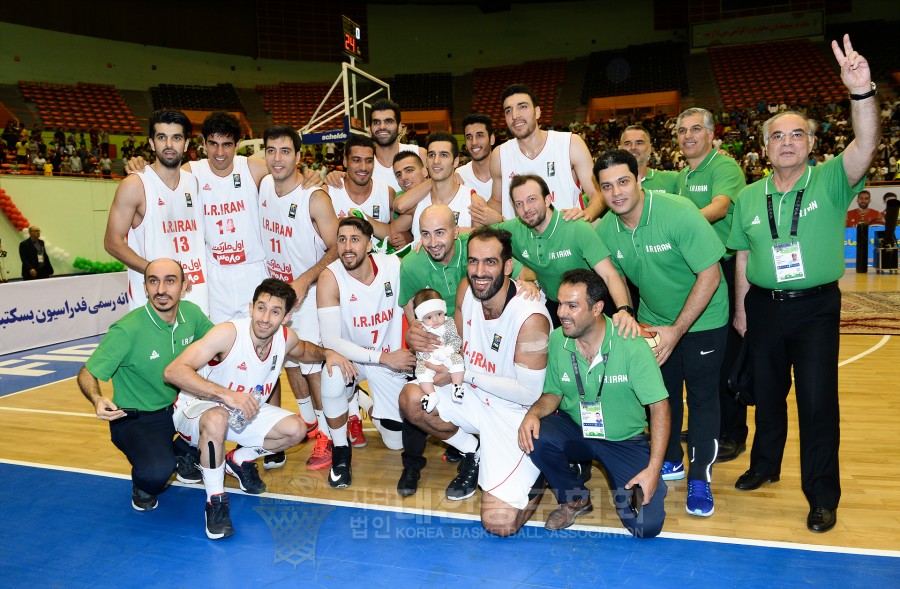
[69,152,83,174]
[100,154,113,178]
[60,154,71,175]
[32,153,47,173]
[100,128,110,157]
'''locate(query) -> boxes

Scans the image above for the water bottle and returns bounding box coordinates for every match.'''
[227,385,263,433]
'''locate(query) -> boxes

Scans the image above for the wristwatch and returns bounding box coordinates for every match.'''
[616,305,635,316]
[849,82,877,101]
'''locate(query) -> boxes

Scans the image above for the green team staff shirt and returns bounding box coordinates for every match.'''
[727,153,865,290]
[597,190,728,331]
[498,209,611,302]
[399,234,523,316]
[642,168,679,194]
[544,317,668,441]
[677,150,746,253]
[85,301,214,411]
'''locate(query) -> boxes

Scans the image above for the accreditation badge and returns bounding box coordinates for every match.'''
[580,401,605,439]
[772,241,805,283]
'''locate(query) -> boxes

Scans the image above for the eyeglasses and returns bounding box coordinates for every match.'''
[768,130,811,143]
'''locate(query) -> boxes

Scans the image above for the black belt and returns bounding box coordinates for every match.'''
[751,281,839,301]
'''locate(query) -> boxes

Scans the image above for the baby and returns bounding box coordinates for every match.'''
[412,289,464,413]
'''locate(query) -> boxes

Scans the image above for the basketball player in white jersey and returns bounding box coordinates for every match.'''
[456,114,495,201]
[317,216,416,488]
[326,99,426,192]
[394,132,489,241]
[328,134,411,249]
[105,110,209,315]
[392,150,428,194]
[399,225,551,537]
[259,125,341,471]
[472,84,603,225]
[122,112,322,323]
[164,278,356,539]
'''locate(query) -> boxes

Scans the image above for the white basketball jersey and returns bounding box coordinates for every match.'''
[176,317,288,410]
[498,130,582,220]
[373,143,418,192]
[127,166,209,314]
[461,284,551,410]
[258,175,327,283]
[190,156,265,266]
[328,179,392,224]
[411,184,476,242]
[456,161,492,202]
[326,253,403,355]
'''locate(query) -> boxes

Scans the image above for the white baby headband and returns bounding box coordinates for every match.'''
[415,298,447,321]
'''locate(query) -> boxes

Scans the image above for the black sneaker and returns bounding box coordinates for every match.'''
[264,451,286,470]
[568,461,592,483]
[328,445,352,489]
[225,450,267,494]
[397,464,422,497]
[446,451,479,501]
[205,493,234,539]
[175,453,202,484]
[131,483,158,511]
[442,446,463,463]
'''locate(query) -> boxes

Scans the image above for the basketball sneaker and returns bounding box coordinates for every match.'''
[263,451,286,470]
[131,483,158,512]
[175,453,202,484]
[306,430,333,471]
[661,460,686,481]
[300,416,319,439]
[348,415,367,448]
[328,445,352,489]
[442,446,463,463]
[225,449,267,494]
[205,493,234,540]
[686,479,715,517]
[446,451,479,501]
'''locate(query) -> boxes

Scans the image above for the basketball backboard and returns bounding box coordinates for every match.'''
[301,62,390,144]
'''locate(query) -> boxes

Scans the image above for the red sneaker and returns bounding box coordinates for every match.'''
[305,430,333,471]
[348,415,367,448]
[299,415,318,439]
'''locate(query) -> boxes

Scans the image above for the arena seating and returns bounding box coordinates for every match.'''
[390,73,453,111]
[470,59,567,125]
[709,40,845,110]
[150,83,243,112]
[258,82,344,129]
[581,42,689,104]
[18,82,141,134]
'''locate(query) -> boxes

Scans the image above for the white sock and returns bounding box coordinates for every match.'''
[297,397,316,424]
[331,423,349,447]
[445,430,478,455]
[316,410,332,440]
[202,464,225,501]
[233,446,269,463]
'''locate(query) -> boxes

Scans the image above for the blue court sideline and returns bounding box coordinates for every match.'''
[2,462,898,588]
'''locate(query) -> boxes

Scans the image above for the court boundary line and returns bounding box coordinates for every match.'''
[3,458,898,559]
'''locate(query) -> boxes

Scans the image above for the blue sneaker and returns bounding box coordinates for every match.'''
[661,461,685,481]
[686,479,715,517]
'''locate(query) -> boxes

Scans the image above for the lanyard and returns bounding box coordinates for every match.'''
[570,351,608,402]
[764,168,811,242]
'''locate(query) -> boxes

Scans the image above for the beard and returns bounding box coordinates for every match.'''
[469,271,505,301]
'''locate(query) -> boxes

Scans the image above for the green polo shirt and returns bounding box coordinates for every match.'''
[498,209,610,302]
[677,150,746,254]
[642,168,679,194]
[399,234,523,316]
[727,154,864,290]
[544,317,668,441]
[86,301,213,411]
[597,190,728,332]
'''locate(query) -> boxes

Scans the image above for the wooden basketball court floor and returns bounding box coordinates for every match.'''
[1,269,898,587]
